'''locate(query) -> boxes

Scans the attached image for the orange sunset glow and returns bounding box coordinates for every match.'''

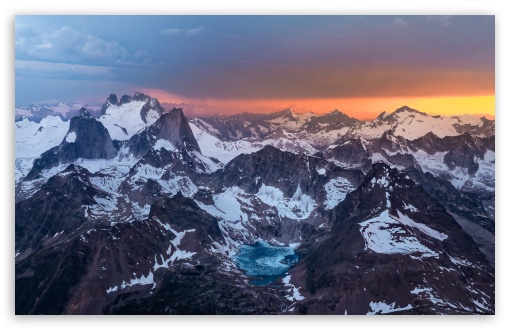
[141,88,495,120]
[16,16,495,121]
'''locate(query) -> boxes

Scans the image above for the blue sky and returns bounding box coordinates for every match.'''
[15,15,494,114]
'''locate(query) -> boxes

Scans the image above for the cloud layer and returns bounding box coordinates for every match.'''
[15,15,494,108]
[159,26,205,36]
[16,25,148,65]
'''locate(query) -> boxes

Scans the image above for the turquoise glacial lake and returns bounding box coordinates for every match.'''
[234,240,299,285]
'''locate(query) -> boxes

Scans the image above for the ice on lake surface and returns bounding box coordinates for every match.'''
[234,240,299,285]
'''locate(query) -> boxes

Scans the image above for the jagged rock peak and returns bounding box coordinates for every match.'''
[100,94,120,116]
[106,93,118,105]
[100,92,165,123]
[376,111,389,120]
[127,107,201,157]
[58,113,117,161]
[102,91,160,107]
[79,107,91,117]
[154,108,200,151]
[132,91,151,101]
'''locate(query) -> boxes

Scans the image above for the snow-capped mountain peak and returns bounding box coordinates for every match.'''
[98,92,165,141]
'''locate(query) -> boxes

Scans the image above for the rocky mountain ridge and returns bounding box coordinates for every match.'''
[15,93,495,314]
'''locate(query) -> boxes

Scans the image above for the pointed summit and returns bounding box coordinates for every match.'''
[395,105,414,112]
[390,105,428,117]
[100,94,119,116]
[153,108,201,152]
[79,107,91,117]
[107,94,118,105]
[127,107,201,157]
[119,94,132,104]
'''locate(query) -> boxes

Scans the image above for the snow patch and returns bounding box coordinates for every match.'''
[396,210,448,241]
[324,177,354,210]
[359,210,439,257]
[105,286,118,294]
[367,301,412,315]
[154,139,175,151]
[120,271,156,290]
[410,286,448,306]
[257,184,317,220]
[402,202,418,212]
[282,275,305,301]
[65,131,76,143]
[153,223,197,271]
[15,116,69,158]
[99,101,152,140]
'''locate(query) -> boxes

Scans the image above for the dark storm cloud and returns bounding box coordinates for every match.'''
[15,15,494,105]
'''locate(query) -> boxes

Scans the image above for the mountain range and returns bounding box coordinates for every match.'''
[15,92,495,314]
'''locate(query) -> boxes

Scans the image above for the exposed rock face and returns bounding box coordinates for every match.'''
[117,146,222,212]
[119,94,132,104]
[405,167,495,263]
[15,165,105,254]
[208,145,364,198]
[321,138,371,169]
[14,100,495,315]
[100,94,119,116]
[152,108,201,151]
[24,109,117,180]
[107,93,118,105]
[321,130,494,189]
[191,109,360,142]
[191,112,278,141]
[15,193,287,315]
[192,145,366,245]
[411,132,489,175]
[374,130,410,153]
[137,94,165,124]
[16,238,93,315]
[127,108,201,157]
[301,109,358,133]
[291,163,494,315]
[24,147,60,181]
[453,116,495,137]
[58,108,117,162]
